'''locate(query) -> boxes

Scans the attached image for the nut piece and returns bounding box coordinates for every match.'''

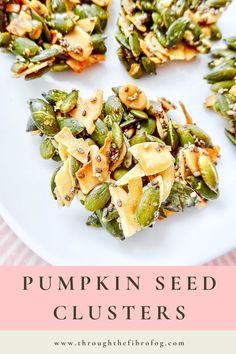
[119,83,148,110]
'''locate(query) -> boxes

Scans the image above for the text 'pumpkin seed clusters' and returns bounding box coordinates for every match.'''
[0,0,110,79]
[27,84,220,239]
[116,0,231,78]
[204,37,236,146]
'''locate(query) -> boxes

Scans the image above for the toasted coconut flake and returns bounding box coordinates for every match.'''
[91,0,110,6]
[7,10,32,36]
[15,59,54,77]
[76,161,100,195]
[204,94,217,108]
[54,127,90,163]
[184,149,200,174]
[140,33,169,63]
[110,142,127,172]
[129,142,173,175]
[71,89,103,134]
[229,84,236,97]
[55,158,74,206]
[90,132,112,181]
[109,181,141,238]
[119,83,148,110]
[66,54,105,73]
[65,26,93,62]
[58,142,69,161]
[77,18,96,34]
[116,163,145,186]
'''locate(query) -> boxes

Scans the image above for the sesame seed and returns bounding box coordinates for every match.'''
[82,110,87,116]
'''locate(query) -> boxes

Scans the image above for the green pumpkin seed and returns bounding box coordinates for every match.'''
[40,137,56,159]
[187,124,213,147]
[198,155,218,192]
[84,183,110,211]
[101,208,119,223]
[51,62,69,72]
[96,210,124,239]
[162,8,176,29]
[113,168,128,180]
[91,34,107,54]
[147,135,164,144]
[28,99,60,136]
[12,37,39,58]
[187,176,219,200]
[129,32,141,57]
[86,212,102,228]
[120,118,137,129]
[130,109,148,119]
[166,17,187,47]
[204,67,236,83]
[209,24,222,41]
[154,28,167,47]
[31,9,51,42]
[42,89,68,105]
[30,45,63,62]
[69,156,80,179]
[166,120,179,150]
[91,118,109,147]
[60,89,79,113]
[225,129,236,145]
[136,187,160,228]
[178,127,195,146]
[141,56,156,74]
[115,31,130,50]
[130,132,148,146]
[50,13,75,34]
[117,47,131,70]
[152,12,162,28]
[226,37,236,51]
[0,32,11,47]
[51,167,60,200]
[74,4,108,31]
[211,48,236,59]
[112,122,123,149]
[105,95,125,121]
[213,94,236,118]
[58,117,84,135]
[208,0,229,8]
[138,118,156,135]
[211,80,235,92]
[48,0,67,13]
[26,116,38,132]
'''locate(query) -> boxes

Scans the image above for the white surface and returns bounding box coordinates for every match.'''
[0,1,236,265]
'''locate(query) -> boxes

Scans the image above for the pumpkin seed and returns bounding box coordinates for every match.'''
[136,187,160,228]
[113,168,128,180]
[178,127,195,146]
[96,210,124,240]
[86,212,102,227]
[166,120,179,150]
[60,89,79,113]
[12,38,39,58]
[187,176,219,200]
[40,137,56,159]
[91,118,109,146]
[28,98,60,136]
[166,17,187,48]
[31,45,63,62]
[42,89,68,105]
[58,118,84,135]
[0,32,11,47]
[198,155,218,192]
[84,183,110,211]
[112,122,123,149]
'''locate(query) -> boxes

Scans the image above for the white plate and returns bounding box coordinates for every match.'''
[1,2,236,265]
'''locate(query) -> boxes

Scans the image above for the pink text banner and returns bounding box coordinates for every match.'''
[0,266,235,330]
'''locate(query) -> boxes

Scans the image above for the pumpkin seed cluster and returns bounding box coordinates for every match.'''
[0,0,110,79]
[27,84,220,239]
[204,37,236,146]
[116,0,231,78]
